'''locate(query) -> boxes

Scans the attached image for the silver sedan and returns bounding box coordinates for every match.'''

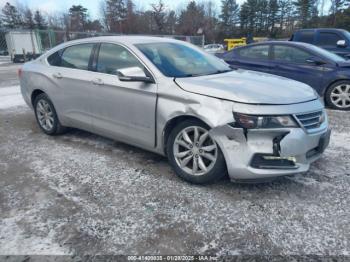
[20,36,331,184]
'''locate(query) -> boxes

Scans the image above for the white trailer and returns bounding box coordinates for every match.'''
[5,30,41,63]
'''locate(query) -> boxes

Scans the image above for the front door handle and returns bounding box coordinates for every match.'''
[52,72,62,79]
[91,78,104,85]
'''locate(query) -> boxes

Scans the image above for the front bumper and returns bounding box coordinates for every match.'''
[210,124,331,181]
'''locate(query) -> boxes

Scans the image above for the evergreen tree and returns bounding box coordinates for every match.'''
[330,0,345,25]
[177,1,205,35]
[268,0,279,37]
[1,2,23,28]
[105,0,127,32]
[69,5,88,31]
[219,0,240,37]
[23,8,35,29]
[294,0,314,27]
[34,10,47,29]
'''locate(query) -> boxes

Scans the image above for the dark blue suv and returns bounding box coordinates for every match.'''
[218,41,350,110]
[290,28,350,58]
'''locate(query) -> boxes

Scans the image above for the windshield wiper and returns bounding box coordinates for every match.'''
[183,73,206,77]
[180,69,234,78]
[207,69,234,76]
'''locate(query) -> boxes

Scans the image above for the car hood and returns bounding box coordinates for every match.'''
[174,69,317,105]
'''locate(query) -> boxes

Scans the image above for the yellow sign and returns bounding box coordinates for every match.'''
[224,37,268,50]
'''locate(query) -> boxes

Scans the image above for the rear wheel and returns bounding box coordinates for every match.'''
[325,81,350,110]
[34,93,66,135]
[167,119,227,184]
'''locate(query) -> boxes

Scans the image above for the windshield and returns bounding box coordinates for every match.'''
[136,42,231,77]
[344,31,350,41]
[308,44,345,62]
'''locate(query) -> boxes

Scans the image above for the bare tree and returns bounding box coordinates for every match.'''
[151,0,166,33]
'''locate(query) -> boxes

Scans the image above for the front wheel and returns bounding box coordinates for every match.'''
[167,120,227,184]
[325,81,350,110]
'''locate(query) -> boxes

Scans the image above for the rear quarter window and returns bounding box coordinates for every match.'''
[47,43,94,70]
[47,50,63,66]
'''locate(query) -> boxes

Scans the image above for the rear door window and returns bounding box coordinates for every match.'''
[297,31,315,44]
[96,43,143,75]
[318,32,343,46]
[273,45,311,64]
[237,45,270,60]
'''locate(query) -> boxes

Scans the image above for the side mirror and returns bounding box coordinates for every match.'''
[337,40,347,47]
[117,67,154,83]
[306,57,326,65]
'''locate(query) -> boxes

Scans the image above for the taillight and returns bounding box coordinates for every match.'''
[17,68,22,78]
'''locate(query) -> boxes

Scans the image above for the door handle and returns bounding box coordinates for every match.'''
[91,78,104,85]
[52,72,62,79]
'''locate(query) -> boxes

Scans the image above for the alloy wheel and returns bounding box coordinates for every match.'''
[330,84,350,109]
[173,126,218,176]
[36,99,55,131]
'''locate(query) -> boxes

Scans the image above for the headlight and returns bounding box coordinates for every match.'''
[232,113,298,129]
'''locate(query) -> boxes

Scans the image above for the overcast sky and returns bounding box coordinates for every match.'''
[0,0,244,19]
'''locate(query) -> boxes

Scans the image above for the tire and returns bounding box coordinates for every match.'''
[33,93,66,135]
[166,119,227,184]
[325,80,350,110]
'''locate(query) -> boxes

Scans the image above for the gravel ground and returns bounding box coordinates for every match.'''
[0,59,349,258]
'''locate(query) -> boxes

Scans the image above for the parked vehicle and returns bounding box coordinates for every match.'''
[204,44,224,53]
[290,28,350,58]
[0,49,9,56]
[218,41,350,110]
[5,30,41,62]
[19,36,330,184]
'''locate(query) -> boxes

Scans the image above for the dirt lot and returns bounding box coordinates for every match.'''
[0,58,350,258]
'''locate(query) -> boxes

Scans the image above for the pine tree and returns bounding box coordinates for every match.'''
[34,10,47,29]
[330,0,345,25]
[23,8,35,29]
[69,5,88,31]
[294,0,314,27]
[1,2,23,28]
[220,0,240,37]
[106,0,127,33]
[268,0,279,37]
[177,1,205,35]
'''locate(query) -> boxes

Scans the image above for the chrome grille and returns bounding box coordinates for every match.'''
[295,111,323,130]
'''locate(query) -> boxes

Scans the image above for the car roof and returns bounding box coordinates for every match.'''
[58,35,183,46]
[44,35,191,56]
[294,28,348,33]
[234,40,316,49]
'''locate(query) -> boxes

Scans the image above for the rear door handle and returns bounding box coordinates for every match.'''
[52,72,62,79]
[91,78,104,85]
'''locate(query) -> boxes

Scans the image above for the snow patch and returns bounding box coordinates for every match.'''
[0,212,69,255]
[330,131,350,150]
[0,85,26,109]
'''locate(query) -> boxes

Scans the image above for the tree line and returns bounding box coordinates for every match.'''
[1,0,350,43]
